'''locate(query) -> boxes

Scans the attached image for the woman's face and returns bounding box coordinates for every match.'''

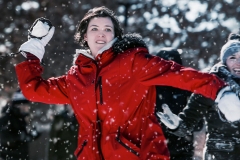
[84,17,115,57]
[226,51,240,78]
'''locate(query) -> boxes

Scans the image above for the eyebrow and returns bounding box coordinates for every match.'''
[89,24,113,28]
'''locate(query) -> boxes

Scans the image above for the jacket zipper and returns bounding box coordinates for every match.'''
[115,128,140,157]
[97,76,103,105]
[76,140,87,158]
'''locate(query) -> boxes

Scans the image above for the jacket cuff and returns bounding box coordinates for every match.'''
[26,52,39,60]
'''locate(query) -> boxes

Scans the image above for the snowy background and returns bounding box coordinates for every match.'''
[0,0,239,159]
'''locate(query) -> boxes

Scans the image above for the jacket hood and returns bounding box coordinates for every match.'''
[209,62,240,96]
[112,33,148,54]
[209,62,226,75]
[209,62,240,80]
[73,33,148,64]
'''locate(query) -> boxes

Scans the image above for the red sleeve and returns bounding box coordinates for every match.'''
[26,53,38,60]
[131,49,226,100]
[15,60,70,104]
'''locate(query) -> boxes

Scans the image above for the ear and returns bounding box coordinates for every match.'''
[84,34,87,41]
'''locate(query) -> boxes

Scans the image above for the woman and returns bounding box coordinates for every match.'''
[15,6,226,160]
[158,33,240,160]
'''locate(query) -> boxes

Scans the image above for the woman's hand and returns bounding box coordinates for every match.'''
[19,17,55,61]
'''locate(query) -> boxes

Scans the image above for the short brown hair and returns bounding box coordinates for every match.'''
[74,6,123,48]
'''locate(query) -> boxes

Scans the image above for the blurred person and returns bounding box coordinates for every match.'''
[155,48,204,160]
[0,93,8,117]
[0,89,40,160]
[48,104,78,160]
[157,33,240,160]
[14,6,230,160]
[192,124,206,160]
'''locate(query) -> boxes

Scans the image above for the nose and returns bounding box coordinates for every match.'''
[98,34,104,37]
[235,58,240,63]
[98,30,105,37]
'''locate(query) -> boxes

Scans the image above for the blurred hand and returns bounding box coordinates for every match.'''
[156,104,181,129]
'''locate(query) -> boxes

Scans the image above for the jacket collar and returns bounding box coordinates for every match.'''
[75,49,93,59]
[97,38,117,55]
[210,62,240,84]
[73,33,148,66]
[75,38,117,61]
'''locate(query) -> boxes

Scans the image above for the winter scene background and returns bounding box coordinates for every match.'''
[0,0,239,159]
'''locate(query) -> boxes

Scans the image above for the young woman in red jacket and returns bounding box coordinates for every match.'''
[15,6,229,160]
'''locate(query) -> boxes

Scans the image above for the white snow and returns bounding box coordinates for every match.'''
[31,21,50,37]
[218,92,240,122]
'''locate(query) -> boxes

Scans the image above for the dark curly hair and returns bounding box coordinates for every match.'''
[74,6,123,48]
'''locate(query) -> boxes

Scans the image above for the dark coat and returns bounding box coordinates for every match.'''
[175,63,240,160]
[204,64,240,159]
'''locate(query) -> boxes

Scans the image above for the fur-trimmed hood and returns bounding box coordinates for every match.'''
[112,33,148,54]
[209,62,238,80]
[73,33,148,64]
[209,62,240,96]
[209,62,226,76]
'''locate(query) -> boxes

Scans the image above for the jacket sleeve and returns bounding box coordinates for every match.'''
[168,93,214,137]
[132,50,226,100]
[15,60,70,104]
[180,93,214,125]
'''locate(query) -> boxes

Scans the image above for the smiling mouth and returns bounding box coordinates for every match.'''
[233,68,240,74]
[96,41,105,44]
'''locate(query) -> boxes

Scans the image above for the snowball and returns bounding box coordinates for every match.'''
[31,21,50,37]
[218,92,240,122]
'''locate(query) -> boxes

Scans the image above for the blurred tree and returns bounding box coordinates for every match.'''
[125,0,240,68]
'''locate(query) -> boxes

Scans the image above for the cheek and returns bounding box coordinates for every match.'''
[226,64,234,72]
[107,33,115,41]
[85,34,94,43]
[226,60,233,68]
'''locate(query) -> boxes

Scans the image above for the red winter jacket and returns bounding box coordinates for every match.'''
[15,34,225,160]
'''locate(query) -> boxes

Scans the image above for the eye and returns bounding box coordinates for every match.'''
[229,56,236,59]
[91,27,98,31]
[105,28,112,32]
